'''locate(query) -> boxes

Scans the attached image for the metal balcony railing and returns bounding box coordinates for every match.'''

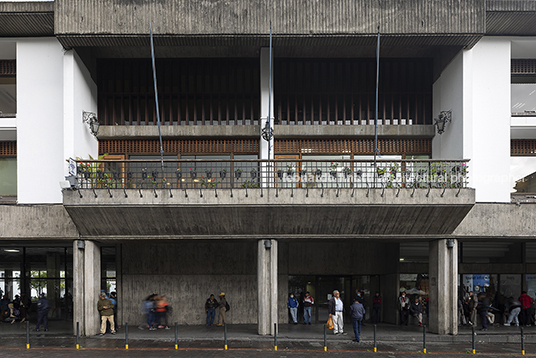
[71,159,469,194]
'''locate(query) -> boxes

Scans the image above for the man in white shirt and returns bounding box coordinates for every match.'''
[328,290,346,335]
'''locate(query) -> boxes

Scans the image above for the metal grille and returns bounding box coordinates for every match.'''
[275,139,432,155]
[98,58,260,126]
[99,139,259,156]
[512,59,536,75]
[512,139,536,156]
[0,60,16,76]
[275,58,433,125]
[0,141,16,156]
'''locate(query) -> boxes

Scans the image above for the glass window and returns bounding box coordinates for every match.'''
[101,247,116,294]
[0,53,16,117]
[461,274,498,296]
[512,82,536,114]
[0,157,17,195]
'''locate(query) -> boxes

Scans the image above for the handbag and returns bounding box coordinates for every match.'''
[326,316,334,330]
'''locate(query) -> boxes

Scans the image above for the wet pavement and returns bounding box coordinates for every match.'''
[1,320,536,356]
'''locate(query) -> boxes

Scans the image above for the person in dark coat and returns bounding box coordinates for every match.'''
[349,298,365,342]
[372,292,382,324]
[409,297,424,327]
[34,293,50,331]
[477,293,490,331]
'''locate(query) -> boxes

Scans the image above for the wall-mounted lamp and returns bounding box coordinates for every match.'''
[60,174,79,190]
[77,240,85,250]
[446,239,456,249]
[83,111,100,137]
[434,110,452,135]
[264,240,271,249]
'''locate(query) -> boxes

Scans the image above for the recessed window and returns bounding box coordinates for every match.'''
[0,59,16,117]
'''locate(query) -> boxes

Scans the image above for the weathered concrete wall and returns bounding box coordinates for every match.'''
[454,203,536,239]
[0,205,78,240]
[55,0,485,36]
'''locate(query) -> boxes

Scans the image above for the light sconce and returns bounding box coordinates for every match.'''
[446,239,456,249]
[434,110,452,135]
[83,111,100,137]
[264,240,271,249]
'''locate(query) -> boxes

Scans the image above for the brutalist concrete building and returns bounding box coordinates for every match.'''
[1,0,536,336]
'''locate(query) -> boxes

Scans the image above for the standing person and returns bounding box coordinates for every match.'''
[34,293,50,332]
[19,292,31,323]
[398,291,409,326]
[328,290,346,335]
[287,293,299,324]
[519,291,533,326]
[109,292,118,329]
[477,293,490,331]
[350,298,365,342]
[372,292,382,324]
[303,292,314,325]
[469,291,478,327]
[217,292,228,326]
[97,292,116,336]
[205,294,218,326]
[409,297,424,327]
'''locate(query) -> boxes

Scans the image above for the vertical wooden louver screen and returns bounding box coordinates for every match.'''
[274,58,433,126]
[0,141,16,156]
[512,59,536,75]
[512,139,536,155]
[0,60,16,76]
[99,139,259,156]
[275,139,431,155]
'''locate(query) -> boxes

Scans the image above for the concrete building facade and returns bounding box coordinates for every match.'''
[2,0,536,337]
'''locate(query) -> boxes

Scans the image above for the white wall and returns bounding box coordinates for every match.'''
[16,40,97,204]
[433,38,511,202]
[63,50,98,166]
[17,38,65,204]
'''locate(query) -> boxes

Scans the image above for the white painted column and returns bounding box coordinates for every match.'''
[260,48,274,187]
[258,239,278,335]
[429,239,458,335]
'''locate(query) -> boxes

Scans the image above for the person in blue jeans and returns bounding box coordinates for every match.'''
[350,298,365,342]
[287,293,299,324]
[205,294,218,326]
[303,292,314,324]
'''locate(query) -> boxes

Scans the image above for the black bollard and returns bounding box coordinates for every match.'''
[472,325,475,354]
[274,323,277,351]
[76,321,80,349]
[521,326,525,355]
[125,322,129,350]
[374,324,377,352]
[175,322,178,349]
[324,323,327,351]
[26,321,30,349]
[224,322,228,350]
[423,324,426,353]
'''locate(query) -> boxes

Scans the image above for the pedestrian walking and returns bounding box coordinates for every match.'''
[477,293,490,331]
[350,298,365,342]
[34,293,50,331]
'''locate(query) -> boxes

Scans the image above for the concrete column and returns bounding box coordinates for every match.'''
[260,48,275,188]
[258,239,278,335]
[429,239,458,335]
[73,240,101,336]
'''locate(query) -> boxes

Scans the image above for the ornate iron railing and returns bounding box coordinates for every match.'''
[71,159,469,193]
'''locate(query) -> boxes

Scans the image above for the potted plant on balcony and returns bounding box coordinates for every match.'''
[190,167,197,179]
[315,168,322,178]
[176,169,182,180]
[376,166,387,177]
[330,162,338,179]
[205,168,213,179]
[250,168,257,179]
[299,168,307,177]
[343,165,351,178]
[277,169,284,179]
[152,169,158,180]
[286,164,295,177]
[141,168,148,180]
[235,168,242,179]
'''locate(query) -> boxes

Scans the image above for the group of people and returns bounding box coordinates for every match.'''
[459,290,536,331]
[398,291,427,327]
[204,292,229,326]
[1,292,32,324]
[287,291,315,325]
[138,293,171,332]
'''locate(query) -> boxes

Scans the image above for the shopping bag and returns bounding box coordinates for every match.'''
[326,317,334,330]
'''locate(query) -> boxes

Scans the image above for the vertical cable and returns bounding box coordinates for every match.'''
[150,25,165,171]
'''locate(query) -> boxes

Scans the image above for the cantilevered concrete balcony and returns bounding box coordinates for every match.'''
[62,159,474,240]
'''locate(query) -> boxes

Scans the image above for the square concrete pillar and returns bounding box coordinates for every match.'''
[258,239,278,335]
[429,239,458,335]
[73,240,101,336]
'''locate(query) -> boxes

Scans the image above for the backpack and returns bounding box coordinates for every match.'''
[225,302,230,312]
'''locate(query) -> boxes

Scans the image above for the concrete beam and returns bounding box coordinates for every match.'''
[275,125,435,139]
[63,188,474,238]
[97,125,259,139]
